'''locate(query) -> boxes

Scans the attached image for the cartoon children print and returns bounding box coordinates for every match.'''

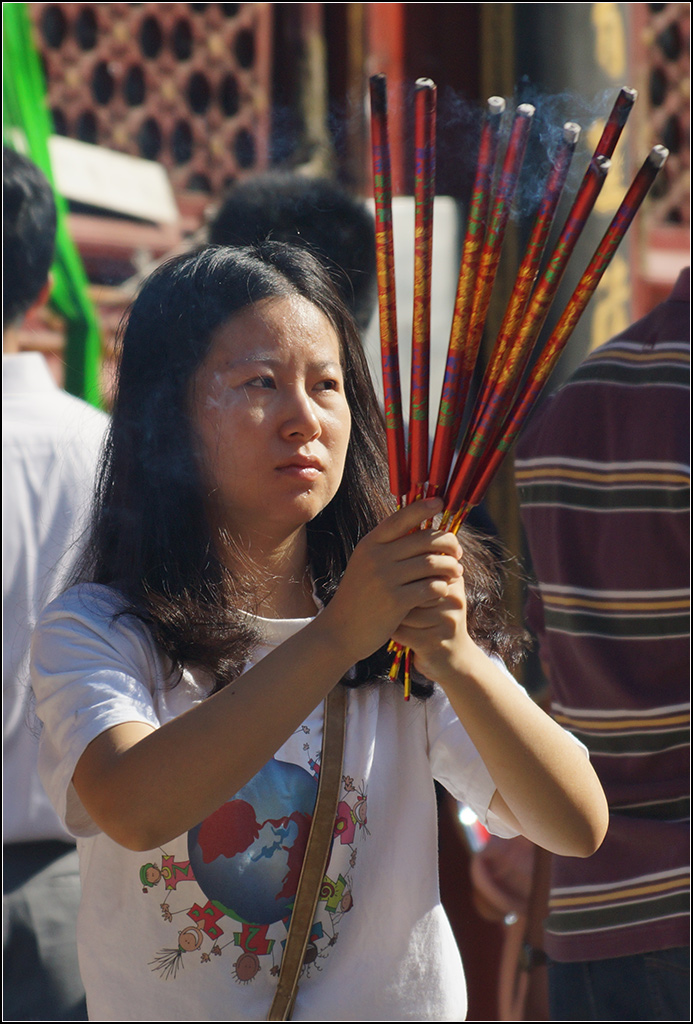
[140,853,196,893]
[139,720,368,987]
[147,901,226,980]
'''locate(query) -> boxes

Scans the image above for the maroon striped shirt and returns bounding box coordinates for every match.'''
[515,269,689,961]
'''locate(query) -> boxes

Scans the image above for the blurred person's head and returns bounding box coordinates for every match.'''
[208,173,377,331]
[3,147,57,334]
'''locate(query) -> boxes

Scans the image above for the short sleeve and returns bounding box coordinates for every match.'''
[31,585,164,837]
[426,652,590,839]
[425,655,532,839]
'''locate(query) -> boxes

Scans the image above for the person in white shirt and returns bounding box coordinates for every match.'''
[32,243,607,1021]
[3,146,108,1020]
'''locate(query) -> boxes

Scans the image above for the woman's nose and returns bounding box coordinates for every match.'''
[280,388,321,440]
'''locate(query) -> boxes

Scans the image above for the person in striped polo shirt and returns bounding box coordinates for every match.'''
[515,268,689,1021]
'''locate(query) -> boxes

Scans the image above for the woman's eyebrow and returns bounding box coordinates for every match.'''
[222,354,279,370]
[310,360,343,373]
[224,356,342,373]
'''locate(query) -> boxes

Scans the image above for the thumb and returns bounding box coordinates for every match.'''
[370,498,443,544]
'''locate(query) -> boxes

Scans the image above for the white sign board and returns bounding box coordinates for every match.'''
[48,135,179,225]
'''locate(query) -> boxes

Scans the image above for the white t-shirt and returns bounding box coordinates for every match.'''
[33,583,522,1022]
[3,352,108,842]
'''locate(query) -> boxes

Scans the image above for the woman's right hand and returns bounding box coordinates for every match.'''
[319,497,464,665]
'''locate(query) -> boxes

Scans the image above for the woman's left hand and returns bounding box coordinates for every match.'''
[392,560,476,685]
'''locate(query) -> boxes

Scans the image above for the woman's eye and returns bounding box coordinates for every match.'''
[315,379,338,392]
[245,375,275,389]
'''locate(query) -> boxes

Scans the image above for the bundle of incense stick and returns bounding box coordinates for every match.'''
[368,77,667,698]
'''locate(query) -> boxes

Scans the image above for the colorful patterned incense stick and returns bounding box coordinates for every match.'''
[470,122,580,427]
[445,155,612,515]
[408,78,437,501]
[445,87,638,510]
[370,73,409,504]
[464,104,536,376]
[427,96,505,498]
[485,84,638,385]
[594,86,637,159]
[451,145,668,525]
[446,132,607,508]
[368,78,655,699]
[391,79,439,699]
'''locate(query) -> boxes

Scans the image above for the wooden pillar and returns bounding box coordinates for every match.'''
[293,2,334,176]
[365,3,406,195]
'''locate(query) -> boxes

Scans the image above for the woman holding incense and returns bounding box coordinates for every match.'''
[31,244,607,1022]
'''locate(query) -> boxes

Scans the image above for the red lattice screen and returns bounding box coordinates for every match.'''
[30,2,273,197]
[629,2,689,315]
[637,2,690,228]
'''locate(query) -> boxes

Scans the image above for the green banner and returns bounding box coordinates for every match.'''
[3,2,102,404]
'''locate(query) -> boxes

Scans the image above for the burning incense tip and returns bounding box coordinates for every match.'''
[621,86,638,104]
[516,103,536,119]
[650,145,669,168]
[488,96,506,116]
[415,77,436,90]
[595,155,612,177]
[563,122,581,144]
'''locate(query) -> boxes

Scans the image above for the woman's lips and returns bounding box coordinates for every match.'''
[275,457,323,480]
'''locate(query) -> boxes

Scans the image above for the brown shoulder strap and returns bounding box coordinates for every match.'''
[267,684,347,1021]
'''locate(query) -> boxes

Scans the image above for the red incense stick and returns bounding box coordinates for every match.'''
[376,84,649,701]
[408,78,437,500]
[465,103,536,371]
[594,86,637,159]
[443,87,638,513]
[477,84,639,410]
[452,145,668,525]
[470,122,580,424]
[445,150,612,510]
[370,73,409,503]
[432,102,535,497]
[427,96,505,498]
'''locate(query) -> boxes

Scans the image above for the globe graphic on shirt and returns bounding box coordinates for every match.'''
[188,757,318,925]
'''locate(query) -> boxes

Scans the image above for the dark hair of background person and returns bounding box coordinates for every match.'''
[207,173,378,332]
[3,147,57,329]
[76,243,527,698]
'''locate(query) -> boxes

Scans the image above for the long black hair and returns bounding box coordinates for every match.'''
[77,243,526,696]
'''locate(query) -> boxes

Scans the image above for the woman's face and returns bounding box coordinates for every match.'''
[190,294,352,549]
